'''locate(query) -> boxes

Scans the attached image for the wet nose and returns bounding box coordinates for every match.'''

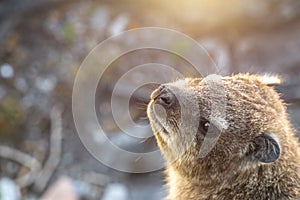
[151,85,175,107]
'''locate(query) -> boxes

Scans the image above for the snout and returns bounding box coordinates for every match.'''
[150,85,176,108]
[148,84,179,135]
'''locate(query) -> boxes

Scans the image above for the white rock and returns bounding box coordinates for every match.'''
[101,183,128,200]
[108,14,129,36]
[0,63,14,78]
[35,76,57,93]
[0,177,21,200]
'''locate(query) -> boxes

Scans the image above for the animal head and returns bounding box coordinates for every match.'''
[147,74,285,177]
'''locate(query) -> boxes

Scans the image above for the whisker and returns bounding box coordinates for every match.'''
[135,105,147,110]
[135,107,147,112]
[138,116,149,120]
[135,105,148,111]
[147,84,160,90]
[140,136,154,144]
[136,101,148,106]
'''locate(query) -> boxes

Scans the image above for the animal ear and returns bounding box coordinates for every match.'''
[259,74,282,86]
[252,133,280,163]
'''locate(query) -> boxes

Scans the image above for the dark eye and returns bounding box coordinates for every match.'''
[199,118,210,134]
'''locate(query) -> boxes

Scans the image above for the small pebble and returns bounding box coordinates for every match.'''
[0,64,14,79]
[101,183,128,200]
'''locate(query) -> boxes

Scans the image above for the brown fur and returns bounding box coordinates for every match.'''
[147,74,300,200]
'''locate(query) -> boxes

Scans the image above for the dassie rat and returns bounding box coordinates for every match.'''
[147,74,300,200]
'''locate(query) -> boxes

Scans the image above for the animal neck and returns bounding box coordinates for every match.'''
[165,165,229,200]
[165,160,262,200]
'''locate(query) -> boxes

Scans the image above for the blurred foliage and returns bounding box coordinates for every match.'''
[0,96,24,141]
[63,22,75,44]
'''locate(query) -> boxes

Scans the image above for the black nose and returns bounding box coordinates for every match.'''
[151,85,175,107]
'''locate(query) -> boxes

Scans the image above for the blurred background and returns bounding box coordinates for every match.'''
[0,0,300,199]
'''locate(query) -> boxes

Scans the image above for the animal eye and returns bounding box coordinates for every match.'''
[199,118,210,134]
[203,121,210,132]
